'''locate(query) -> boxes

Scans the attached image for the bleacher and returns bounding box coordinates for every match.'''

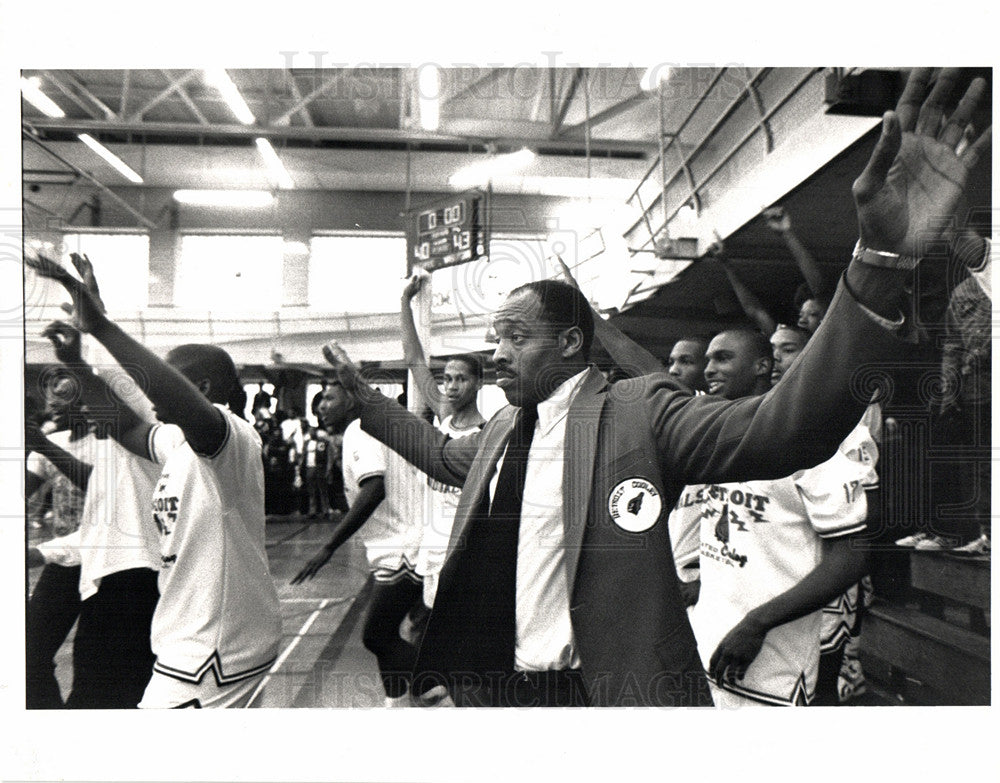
[862,550,990,705]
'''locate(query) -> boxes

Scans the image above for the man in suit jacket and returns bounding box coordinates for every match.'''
[323,68,990,707]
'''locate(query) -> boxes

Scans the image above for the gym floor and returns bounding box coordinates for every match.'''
[28,517,384,709]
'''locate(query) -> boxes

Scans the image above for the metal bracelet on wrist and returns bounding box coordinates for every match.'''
[852,240,919,271]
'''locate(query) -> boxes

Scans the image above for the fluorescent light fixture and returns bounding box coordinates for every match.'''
[255,138,294,189]
[173,189,274,207]
[204,68,255,124]
[77,134,144,183]
[449,147,536,189]
[20,76,65,118]
[418,65,440,131]
[639,65,673,92]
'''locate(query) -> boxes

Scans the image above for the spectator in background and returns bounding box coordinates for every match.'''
[302,424,331,518]
[933,234,992,556]
[763,206,835,334]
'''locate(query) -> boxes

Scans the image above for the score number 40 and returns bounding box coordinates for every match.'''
[413,229,471,260]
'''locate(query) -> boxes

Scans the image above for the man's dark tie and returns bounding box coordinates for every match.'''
[414,405,539,687]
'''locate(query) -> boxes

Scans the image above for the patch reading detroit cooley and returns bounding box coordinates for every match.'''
[608,477,662,533]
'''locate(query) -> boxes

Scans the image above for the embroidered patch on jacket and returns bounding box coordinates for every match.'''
[608,477,662,533]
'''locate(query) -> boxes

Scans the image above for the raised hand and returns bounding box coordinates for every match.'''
[25,250,106,333]
[402,271,429,301]
[763,206,791,233]
[322,340,362,391]
[69,253,107,313]
[853,68,991,257]
[42,321,83,365]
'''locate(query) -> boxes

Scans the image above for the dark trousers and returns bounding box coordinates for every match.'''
[26,563,81,709]
[362,574,424,698]
[65,567,159,709]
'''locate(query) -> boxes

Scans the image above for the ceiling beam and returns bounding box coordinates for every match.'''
[271,74,341,126]
[128,69,200,121]
[44,72,103,120]
[161,70,208,125]
[61,71,120,120]
[558,90,650,138]
[442,68,507,105]
[120,70,130,117]
[282,70,314,127]
[551,68,585,137]
[22,130,158,229]
[27,116,656,155]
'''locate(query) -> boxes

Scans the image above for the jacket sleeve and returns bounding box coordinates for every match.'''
[642,276,910,485]
[357,391,480,488]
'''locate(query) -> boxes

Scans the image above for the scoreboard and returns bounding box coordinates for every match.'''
[409,191,487,270]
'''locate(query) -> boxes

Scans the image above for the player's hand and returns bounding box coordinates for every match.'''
[42,321,83,365]
[853,68,991,257]
[763,206,791,233]
[402,271,429,301]
[322,340,362,391]
[69,253,107,313]
[25,250,107,333]
[290,546,336,584]
[708,614,768,684]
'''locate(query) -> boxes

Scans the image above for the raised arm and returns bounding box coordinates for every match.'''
[708,242,777,337]
[556,256,663,376]
[764,206,833,304]
[651,68,992,485]
[291,475,385,584]
[399,273,448,419]
[26,253,226,456]
[25,420,91,495]
[42,321,153,459]
[322,341,478,486]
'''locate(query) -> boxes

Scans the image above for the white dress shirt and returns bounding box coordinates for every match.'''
[489,369,588,671]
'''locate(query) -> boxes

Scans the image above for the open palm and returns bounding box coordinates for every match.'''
[853,68,990,257]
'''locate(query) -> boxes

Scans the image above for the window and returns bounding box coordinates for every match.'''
[62,233,150,311]
[309,235,406,312]
[175,235,283,310]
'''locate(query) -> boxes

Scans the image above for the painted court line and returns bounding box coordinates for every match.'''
[247,597,332,706]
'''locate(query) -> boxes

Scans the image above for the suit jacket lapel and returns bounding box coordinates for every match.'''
[446,406,517,552]
[562,367,608,598]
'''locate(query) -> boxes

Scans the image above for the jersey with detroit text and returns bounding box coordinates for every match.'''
[685,438,872,705]
[148,406,281,684]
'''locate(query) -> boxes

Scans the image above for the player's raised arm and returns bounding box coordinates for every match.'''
[41,320,154,459]
[399,273,448,419]
[26,252,227,456]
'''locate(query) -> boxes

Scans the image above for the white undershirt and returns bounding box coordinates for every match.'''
[490,369,588,671]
